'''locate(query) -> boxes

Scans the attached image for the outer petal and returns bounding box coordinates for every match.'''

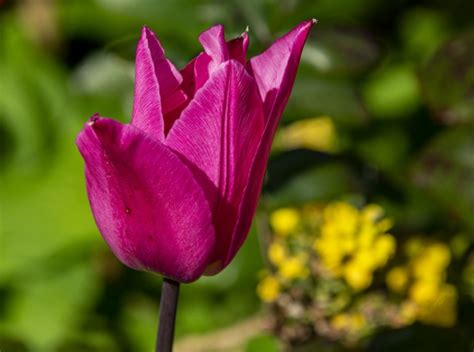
[76,116,215,282]
[221,20,315,267]
[166,61,265,270]
[250,19,315,120]
[178,27,250,103]
[132,27,186,140]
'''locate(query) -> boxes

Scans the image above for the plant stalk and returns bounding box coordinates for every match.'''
[156,278,180,352]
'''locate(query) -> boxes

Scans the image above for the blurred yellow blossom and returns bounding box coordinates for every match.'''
[418,284,457,327]
[350,313,366,331]
[386,266,409,293]
[352,250,378,271]
[411,242,451,282]
[270,207,300,236]
[314,238,345,272]
[409,279,439,304]
[275,116,337,152]
[376,218,393,232]
[357,223,378,248]
[394,239,457,327]
[331,313,351,330]
[360,204,384,222]
[279,254,309,280]
[372,234,396,265]
[344,260,373,291]
[260,201,459,345]
[322,202,359,239]
[268,241,287,266]
[424,243,451,268]
[399,301,418,324]
[314,201,394,289]
[330,313,366,333]
[257,275,281,302]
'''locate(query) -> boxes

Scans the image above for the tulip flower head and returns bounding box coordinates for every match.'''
[77,20,315,283]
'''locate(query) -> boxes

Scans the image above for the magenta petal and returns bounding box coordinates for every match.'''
[199,24,229,64]
[180,52,213,100]
[221,20,315,267]
[179,26,250,102]
[250,19,315,120]
[166,60,265,269]
[76,117,215,282]
[132,27,186,140]
[228,31,249,64]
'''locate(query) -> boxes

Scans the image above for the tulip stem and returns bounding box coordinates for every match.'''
[156,278,180,352]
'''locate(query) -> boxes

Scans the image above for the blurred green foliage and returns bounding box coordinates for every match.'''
[0,0,473,351]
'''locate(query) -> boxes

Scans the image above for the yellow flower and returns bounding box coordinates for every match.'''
[279,255,309,280]
[417,284,457,327]
[331,313,366,333]
[411,255,446,282]
[352,250,378,271]
[409,280,439,304]
[330,313,351,330]
[322,202,359,238]
[270,208,300,236]
[341,237,357,254]
[268,241,287,266]
[357,223,378,249]
[386,266,409,293]
[276,116,337,152]
[400,300,418,324]
[424,243,451,269]
[376,218,393,232]
[360,204,384,222]
[372,234,396,266]
[410,242,450,282]
[257,275,281,303]
[314,239,344,275]
[350,313,366,331]
[344,260,373,291]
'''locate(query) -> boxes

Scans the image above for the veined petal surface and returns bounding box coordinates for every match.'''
[77,117,215,282]
[166,60,265,270]
[222,20,315,267]
[132,27,186,140]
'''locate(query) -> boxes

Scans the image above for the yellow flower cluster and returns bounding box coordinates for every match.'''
[257,207,309,302]
[257,242,309,303]
[386,239,457,327]
[268,209,310,282]
[274,116,337,152]
[258,201,460,345]
[314,202,395,291]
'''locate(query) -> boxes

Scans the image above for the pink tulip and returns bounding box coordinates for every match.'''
[77,20,315,283]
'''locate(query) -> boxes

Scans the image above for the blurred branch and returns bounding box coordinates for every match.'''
[175,315,268,352]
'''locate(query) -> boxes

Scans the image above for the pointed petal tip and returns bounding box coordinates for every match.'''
[299,18,317,32]
[141,25,152,35]
[78,116,119,150]
[198,24,225,43]
[140,26,161,47]
[86,113,101,126]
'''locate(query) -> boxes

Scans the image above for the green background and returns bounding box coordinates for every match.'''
[0,0,473,351]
